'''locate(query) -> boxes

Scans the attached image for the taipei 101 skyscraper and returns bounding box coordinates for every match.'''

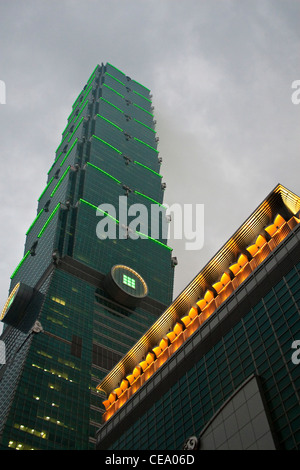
[0,63,175,450]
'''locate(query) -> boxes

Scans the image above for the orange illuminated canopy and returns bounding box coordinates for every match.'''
[97,184,300,418]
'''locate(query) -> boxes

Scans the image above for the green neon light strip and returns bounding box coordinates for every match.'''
[133,90,152,103]
[132,79,150,92]
[134,137,158,153]
[74,99,89,124]
[80,199,119,222]
[55,131,70,153]
[134,161,162,178]
[82,83,93,103]
[107,62,150,92]
[86,68,97,87]
[103,83,124,99]
[50,166,71,197]
[103,83,153,117]
[38,177,54,201]
[10,251,31,279]
[68,117,84,142]
[107,62,126,77]
[135,231,172,250]
[79,199,171,250]
[60,138,78,167]
[48,151,63,173]
[106,72,125,87]
[47,161,56,176]
[133,103,154,117]
[100,97,124,114]
[91,134,122,154]
[133,118,155,133]
[38,203,60,238]
[26,208,44,235]
[47,165,54,176]
[134,191,165,208]
[68,84,93,129]
[61,121,69,137]
[96,114,123,132]
[87,162,121,183]
[72,89,83,110]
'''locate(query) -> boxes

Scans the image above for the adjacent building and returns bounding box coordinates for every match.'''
[0,63,175,450]
[96,184,300,450]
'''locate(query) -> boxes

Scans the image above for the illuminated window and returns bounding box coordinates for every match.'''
[123,274,135,289]
[51,296,66,306]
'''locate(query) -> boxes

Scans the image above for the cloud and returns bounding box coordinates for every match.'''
[0,0,299,311]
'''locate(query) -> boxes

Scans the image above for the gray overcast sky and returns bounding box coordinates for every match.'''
[0,0,299,323]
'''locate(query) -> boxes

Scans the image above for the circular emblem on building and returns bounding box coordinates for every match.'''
[103,265,148,308]
[0,282,21,322]
[0,282,34,331]
[183,436,199,450]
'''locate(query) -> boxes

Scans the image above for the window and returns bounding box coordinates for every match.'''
[123,274,135,289]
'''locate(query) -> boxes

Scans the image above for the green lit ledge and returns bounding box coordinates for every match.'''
[134,161,162,178]
[91,133,157,156]
[11,203,61,279]
[100,97,124,114]
[72,64,98,109]
[79,198,172,251]
[26,208,44,235]
[73,98,89,125]
[86,163,162,203]
[10,251,31,279]
[86,162,121,184]
[105,71,152,104]
[96,114,123,132]
[91,134,122,155]
[133,103,154,117]
[106,62,126,77]
[103,83,124,99]
[132,79,151,93]
[55,130,70,154]
[66,83,93,133]
[133,137,158,153]
[38,177,54,201]
[99,98,155,135]
[86,64,99,87]
[79,198,119,223]
[60,138,78,167]
[134,191,165,208]
[133,90,152,103]
[67,117,84,143]
[102,83,154,117]
[133,118,155,133]
[37,203,61,238]
[50,166,71,197]
[96,115,155,147]
[106,72,126,87]
[106,63,151,93]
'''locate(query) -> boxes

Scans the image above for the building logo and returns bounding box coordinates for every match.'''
[95,196,204,251]
[182,436,199,450]
[0,340,5,364]
[0,80,6,105]
[291,80,300,105]
[291,340,300,365]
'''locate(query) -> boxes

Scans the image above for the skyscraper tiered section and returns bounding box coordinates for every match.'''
[0,63,175,450]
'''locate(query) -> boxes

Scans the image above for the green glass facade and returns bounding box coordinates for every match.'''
[96,199,300,451]
[0,63,174,450]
